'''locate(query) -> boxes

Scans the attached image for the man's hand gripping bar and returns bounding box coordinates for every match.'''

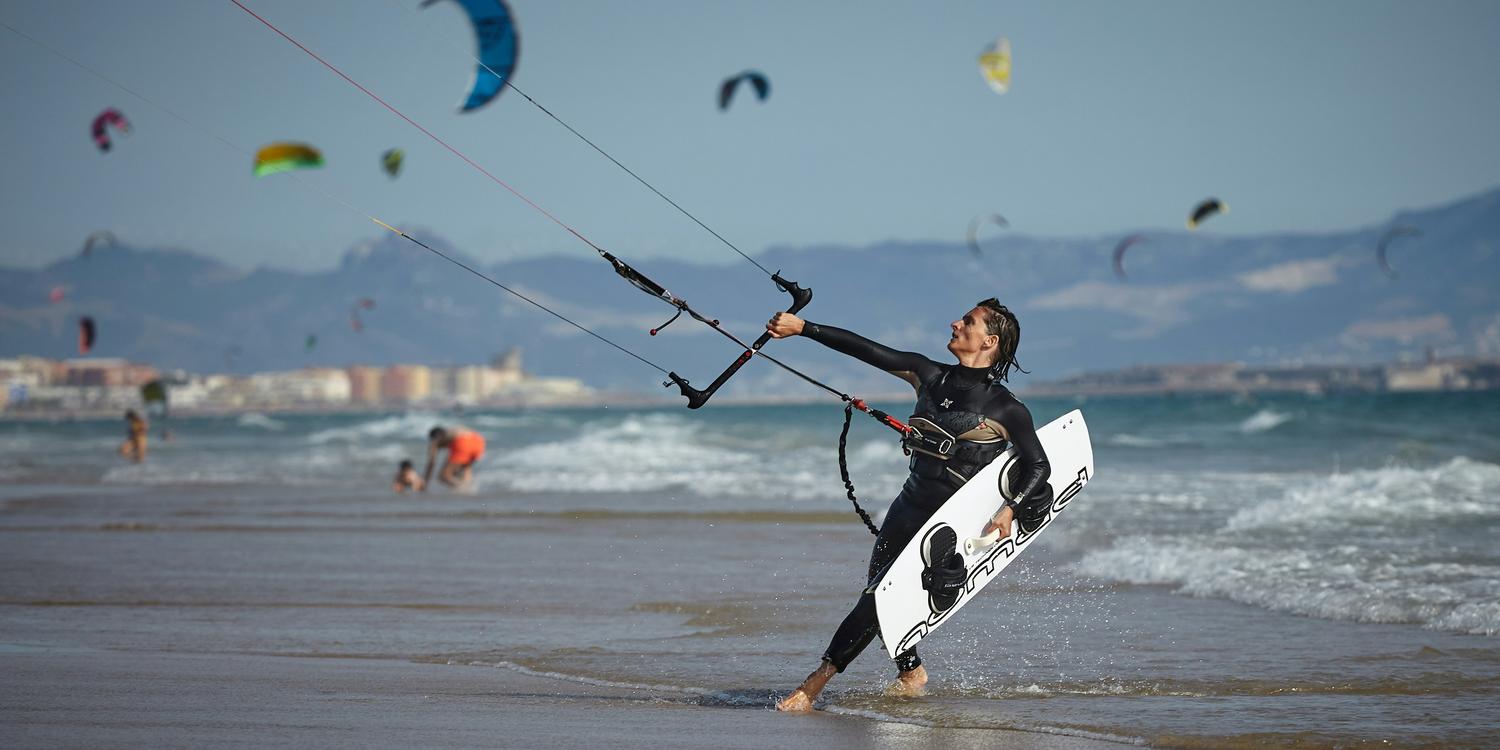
[667,273,811,409]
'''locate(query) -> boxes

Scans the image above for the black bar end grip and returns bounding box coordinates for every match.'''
[672,275,812,410]
[771,272,812,315]
[668,372,713,409]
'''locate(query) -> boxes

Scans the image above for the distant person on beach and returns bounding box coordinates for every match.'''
[765,299,1052,712]
[119,409,148,463]
[392,459,425,493]
[423,426,486,491]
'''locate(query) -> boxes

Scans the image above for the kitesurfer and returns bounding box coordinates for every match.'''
[119,409,148,463]
[423,426,486,490]
[766,299,1052,712]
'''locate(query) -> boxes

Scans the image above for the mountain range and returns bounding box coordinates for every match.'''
[3,187,1498,398]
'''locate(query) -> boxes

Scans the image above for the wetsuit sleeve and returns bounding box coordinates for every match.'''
[800,321,942,385]
[992,399,1050,507]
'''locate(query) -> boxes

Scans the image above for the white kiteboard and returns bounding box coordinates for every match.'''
[873,409,1093,658]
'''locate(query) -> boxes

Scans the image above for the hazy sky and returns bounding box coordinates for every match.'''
[3,0,1499,272]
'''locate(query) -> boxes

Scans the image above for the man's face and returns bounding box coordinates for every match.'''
[947,306,996,361]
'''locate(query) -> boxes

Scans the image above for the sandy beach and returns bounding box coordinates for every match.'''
[3,648,1127,749]
[0,480,1127,749]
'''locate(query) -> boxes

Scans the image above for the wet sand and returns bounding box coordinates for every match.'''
[3,474,1498,748]
[0,648,1121,749]
[0,482,1130,748]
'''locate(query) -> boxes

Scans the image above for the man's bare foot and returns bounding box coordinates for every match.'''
[775,688,814,712]
[776,660,837,712]
[886,665,928,697]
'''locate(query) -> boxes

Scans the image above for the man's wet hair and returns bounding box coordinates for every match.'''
[975,298,1027,383]
[429,426,447,441]
[399,459,414,470]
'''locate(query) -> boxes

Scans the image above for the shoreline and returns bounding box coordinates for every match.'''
[0,646,1130,749]
[7,385,1499,423]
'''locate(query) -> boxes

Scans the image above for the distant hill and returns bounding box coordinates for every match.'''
[3,187,1497,398]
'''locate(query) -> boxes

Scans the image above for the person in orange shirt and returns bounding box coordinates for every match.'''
[423,425,485,490]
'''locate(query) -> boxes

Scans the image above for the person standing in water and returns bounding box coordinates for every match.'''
[765,299,1052,712]
[118,409,148,463]
[422,425,486,490]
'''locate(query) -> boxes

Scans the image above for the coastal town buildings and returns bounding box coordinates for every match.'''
[0,350,590,416]
[1022,358,1500,398]
[379,365,431,403]
[247,368,352,406]
[347,366,382,404]
[5,353,1499,416]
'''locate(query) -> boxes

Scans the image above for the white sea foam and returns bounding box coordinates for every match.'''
[465,414,543,430]
[102,462,271,486]
[1239,408,1293,433]
[1226,457,1500,531]
[494,413,746,493]
[305,412,445,444]
[1434,600,1500,635]
[99,439,407,487]
[1075,458,1500,635]
[0,432,46,451]
[1104,434,1170,448]
[236,413,285,431]
[487,412,904,502]
[1078,539,1500,635]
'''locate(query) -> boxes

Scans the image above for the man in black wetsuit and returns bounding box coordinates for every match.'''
[766,299,1052,712]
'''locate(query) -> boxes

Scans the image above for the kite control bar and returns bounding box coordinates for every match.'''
[668,272,811,409]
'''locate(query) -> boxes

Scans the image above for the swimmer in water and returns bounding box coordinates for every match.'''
[393,459,425,493]
[118,409,148,463]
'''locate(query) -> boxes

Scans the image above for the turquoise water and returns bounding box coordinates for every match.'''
[2,391,1498,745]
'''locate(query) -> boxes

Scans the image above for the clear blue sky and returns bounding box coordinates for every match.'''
[2,0,1499,271]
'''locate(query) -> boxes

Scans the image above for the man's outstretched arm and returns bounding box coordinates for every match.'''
[768,313,940,385]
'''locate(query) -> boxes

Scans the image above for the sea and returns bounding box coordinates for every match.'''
[2,391,1498,747]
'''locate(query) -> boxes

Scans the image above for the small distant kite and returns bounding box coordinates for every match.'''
[965,213,1009,257]
[978,37,1011,94]
[1376,225,1421,279]
[1187,198,1227,229]
[1111,234,1149,279]
[254,143,324,177]
[382,148,404,178]
[422,0,520,112]
[304,334,318,352]
[224,345,243,370]
[78,317,96,354]
[81,230,117,258]
[91,108,130,152]
[49,286,66,304]
[719,71,770,111]
[350,297,376,332]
